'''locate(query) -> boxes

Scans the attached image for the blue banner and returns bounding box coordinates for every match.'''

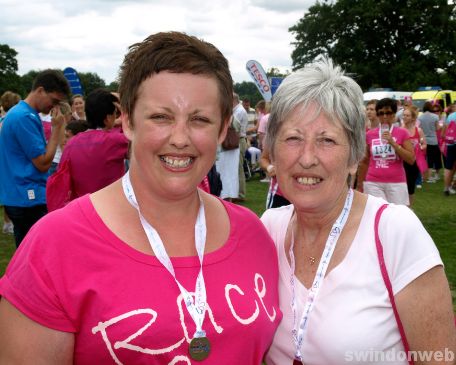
[270,77,284,96]
[63,67,83,95]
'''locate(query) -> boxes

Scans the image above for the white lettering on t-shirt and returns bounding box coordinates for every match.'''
[254,273,277,322]
[91,273,275,363]
[225,284,260,324]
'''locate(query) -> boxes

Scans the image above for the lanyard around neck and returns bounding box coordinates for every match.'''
[289,188,354,362]
[122,172,208,338]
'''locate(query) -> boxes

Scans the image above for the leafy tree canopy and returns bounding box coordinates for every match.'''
[289,0,456,91]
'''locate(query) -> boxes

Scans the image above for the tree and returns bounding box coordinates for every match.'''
[289,0,456,91]
[78,72,106,96]
[0,44,22,96]
[107,81,119,92]
[234,81,262,106]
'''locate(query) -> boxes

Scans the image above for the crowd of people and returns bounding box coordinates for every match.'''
[0,31,454,364]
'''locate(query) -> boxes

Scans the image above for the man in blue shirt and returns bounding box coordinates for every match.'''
[0,70,70,247]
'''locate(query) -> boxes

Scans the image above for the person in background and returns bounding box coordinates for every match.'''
[0,32,281,364]
[442,106,456,196]
[419,101,442,183]
[0,91,21,123]
[261,58,455,364]
[396,95,413,123]
[216,116,241,201]
[70,94,86,121]
[401,106,426,206]
[257,101,271,151]
[47,102,73,175]
[233,92,248,201]
[0,91,21,235]
[0,70,70,247]
[365,99,379,129]
[259,145,290,209]
[243,97,257,143]
[58,89,129,199]
[360,98,415,206]
[63,120,89,147]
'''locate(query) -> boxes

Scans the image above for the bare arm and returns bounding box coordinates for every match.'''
[396,138,415,165]
[0,298,74,364]
[395,266,456,365]
[31,106,66,172]
[259,147,276,177]
[418,127,427,150]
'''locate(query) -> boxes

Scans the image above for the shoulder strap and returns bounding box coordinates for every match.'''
[374,204,414,365]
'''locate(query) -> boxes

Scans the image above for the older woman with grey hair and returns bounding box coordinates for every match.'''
[261,58,455,364]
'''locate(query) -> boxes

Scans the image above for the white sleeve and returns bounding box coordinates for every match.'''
[378,204,443,294]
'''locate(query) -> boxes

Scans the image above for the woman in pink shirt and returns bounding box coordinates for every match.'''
[59,88,129,199]
[0,31,281,364]
[360,98,415,206]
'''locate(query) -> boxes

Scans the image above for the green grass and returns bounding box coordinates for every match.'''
[1,175,454,310]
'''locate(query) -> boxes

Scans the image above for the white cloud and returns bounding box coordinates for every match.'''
[0,0,310,84]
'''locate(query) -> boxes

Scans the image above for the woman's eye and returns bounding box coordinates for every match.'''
[191,116,210,123]
[318,137,336,146]
[285,136,301,142]
[150,114,168,121]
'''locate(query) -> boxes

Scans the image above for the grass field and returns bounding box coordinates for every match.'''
[0,175,455,310]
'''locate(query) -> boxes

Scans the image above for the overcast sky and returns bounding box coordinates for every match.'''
[0,0,314,85]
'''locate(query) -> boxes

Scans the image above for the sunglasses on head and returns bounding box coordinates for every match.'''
[377,111,394,116]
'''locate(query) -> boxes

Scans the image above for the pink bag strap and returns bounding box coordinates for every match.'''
[374,204,414,365]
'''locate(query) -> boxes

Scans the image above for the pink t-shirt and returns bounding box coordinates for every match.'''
[60,128,128,198]
[0,196,281,364]
[257,114,270,135]
[40,114,52,142]
[366,126,410,183]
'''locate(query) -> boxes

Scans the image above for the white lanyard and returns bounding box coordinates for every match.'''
[289,188,354,362]
[122,172,208,339]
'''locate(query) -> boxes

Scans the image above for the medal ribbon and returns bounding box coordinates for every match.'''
[122,172,208,339]
[289,188,354,362]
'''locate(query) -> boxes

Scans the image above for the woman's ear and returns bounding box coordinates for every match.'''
[348,162,358,176]
[122,114,133,141]
[217,116,231,144]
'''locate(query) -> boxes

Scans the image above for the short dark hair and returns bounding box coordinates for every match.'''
[422,101,433,112]
[85,89,118,129]
[31,69,71,99]
[118,31,233,128]
[376,98,397,113]
[65,120,88,136]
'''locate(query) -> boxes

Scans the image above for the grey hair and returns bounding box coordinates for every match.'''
[266,58,366,166]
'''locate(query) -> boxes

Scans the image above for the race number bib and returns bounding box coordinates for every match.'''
[371,138,396,160]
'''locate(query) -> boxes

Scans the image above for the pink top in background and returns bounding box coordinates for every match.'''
[257,113,270,135]
[60,128,128,198]
[366,126,410,183]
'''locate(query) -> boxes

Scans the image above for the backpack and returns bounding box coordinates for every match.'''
[207,164,223,196]
[46,159,74,212]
